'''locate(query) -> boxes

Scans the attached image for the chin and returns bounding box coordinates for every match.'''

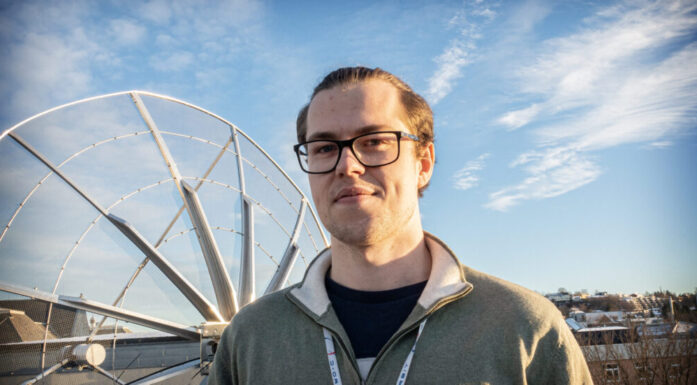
[326,219,375,245]
[327,218,401,247]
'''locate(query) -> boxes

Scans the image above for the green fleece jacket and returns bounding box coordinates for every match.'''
[209,233,593,384]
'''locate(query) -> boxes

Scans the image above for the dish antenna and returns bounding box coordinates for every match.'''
[0,91,328,384]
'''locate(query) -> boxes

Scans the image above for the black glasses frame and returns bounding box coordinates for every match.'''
[293,131,420,174]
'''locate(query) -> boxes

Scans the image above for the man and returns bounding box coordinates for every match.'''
[209,67,592,384]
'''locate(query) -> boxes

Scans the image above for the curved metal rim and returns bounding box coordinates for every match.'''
[1,90,325,240]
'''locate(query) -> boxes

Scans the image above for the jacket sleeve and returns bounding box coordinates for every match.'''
[526,317,593,385]
[207,323,236,385]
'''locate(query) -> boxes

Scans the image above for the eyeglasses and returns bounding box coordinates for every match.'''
[293,131,420,174]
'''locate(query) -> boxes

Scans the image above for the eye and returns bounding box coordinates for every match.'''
[357,134,393,150]
[309,142,338,155]
[364,138,384,147]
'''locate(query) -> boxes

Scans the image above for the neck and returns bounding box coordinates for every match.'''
[329,223,431,291]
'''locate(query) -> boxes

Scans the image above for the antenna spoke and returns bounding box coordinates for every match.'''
[0,282,200,340]
[265,200,307,294]
[182,181,239,320]
[232,128,256,306]
[107,214,223,322]
[91,365,127,385]
[20,359,70,385]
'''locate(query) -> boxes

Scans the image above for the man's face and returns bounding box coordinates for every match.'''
[305,80,433,246]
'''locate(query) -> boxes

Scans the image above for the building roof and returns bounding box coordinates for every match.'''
[0,307,56,344]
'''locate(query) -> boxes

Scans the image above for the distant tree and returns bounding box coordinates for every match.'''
[558,287,568,294]
[588,295,625,312]
[674,295,697,323]
[661,302,671,320]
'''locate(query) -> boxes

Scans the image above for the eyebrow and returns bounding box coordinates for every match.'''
[306,125,394,141]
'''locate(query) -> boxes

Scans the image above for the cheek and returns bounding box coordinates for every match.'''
[308,177,327,206]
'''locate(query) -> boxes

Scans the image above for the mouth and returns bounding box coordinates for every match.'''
[333,186,377,203]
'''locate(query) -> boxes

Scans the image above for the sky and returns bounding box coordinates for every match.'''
[0,0,695,307]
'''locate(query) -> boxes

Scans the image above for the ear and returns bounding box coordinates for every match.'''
[417,142,435,190]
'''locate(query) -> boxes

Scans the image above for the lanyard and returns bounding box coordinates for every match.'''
[323,319,428,385]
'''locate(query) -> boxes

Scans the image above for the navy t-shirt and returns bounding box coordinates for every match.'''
[325,273,427,359]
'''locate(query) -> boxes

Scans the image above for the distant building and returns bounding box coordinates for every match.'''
[0,308,56,344]
[0,300,89,339]
[545,292,572,303]
[585,311,624,326]
[575,325,630,346]
[582,339,697,385]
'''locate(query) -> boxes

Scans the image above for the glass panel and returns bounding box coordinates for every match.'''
[0,165,99,293]
[139,94,233,149]
[59,131,172,210]
[9,94,145,169]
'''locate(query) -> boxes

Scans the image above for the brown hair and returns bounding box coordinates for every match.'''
[296,66,434,196]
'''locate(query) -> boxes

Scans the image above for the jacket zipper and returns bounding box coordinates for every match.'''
[364,284,473,384]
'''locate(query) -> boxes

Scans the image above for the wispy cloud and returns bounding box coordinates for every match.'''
[486,147,601,211]
[426,1,497,104]
[452,153,490,191]
[150,51,195,72]
[645,140,673,150]
[497,104,541,131]
[488,0,697,211]
[109,18,147,46]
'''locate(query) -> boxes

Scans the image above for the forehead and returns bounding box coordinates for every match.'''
[306,80,407,139]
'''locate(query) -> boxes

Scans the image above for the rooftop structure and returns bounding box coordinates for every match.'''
[0,92,328,384]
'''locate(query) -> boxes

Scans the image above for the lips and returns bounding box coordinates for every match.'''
[333,186,376,202]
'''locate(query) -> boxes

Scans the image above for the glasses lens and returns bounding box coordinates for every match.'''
[353,132,399,166]
[303,141,339,173]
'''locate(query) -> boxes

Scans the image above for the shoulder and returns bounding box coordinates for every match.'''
[458,266,566,338]
[237,285,298,320]
[464,267,558,312]
[219,285,302,346]
[456,267,592,382]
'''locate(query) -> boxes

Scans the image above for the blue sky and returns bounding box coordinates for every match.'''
[1,0,695,299]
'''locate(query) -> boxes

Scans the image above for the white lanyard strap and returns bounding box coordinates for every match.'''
[323,327,343,385]
[396,319,427,385]
[323,319,428,385]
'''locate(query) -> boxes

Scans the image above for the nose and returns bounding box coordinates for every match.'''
[334,145,365,175]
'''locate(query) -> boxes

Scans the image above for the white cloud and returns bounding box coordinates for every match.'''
[138,0,173,25]
[487,147,600,211]
[0,0,266,127]
[488,0,697,210]
[150,51,195,72]
[427,42,471,104]
[472,7,496,20]
[452,153,490,191]
[3,32,94,121]
[0,2,116,123]
[497,104,541,131]
[155,33,177,47]
[645,141,673,149]
[109,18,147,46]
[426,1,498,104]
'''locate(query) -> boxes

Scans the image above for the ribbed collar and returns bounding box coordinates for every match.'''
[287,232,472,318]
